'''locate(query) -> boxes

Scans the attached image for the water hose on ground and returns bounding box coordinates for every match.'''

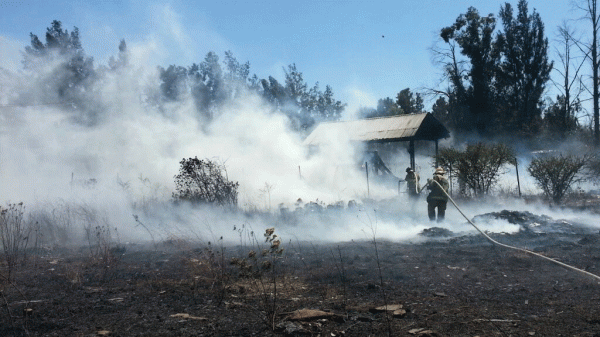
[430,179,600,282]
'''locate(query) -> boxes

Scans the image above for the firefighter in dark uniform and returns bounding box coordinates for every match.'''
[426,167,450,222]
[404,167,420,199]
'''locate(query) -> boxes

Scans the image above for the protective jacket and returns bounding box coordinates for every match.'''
[405,171,420,195]
[427,175,449,202]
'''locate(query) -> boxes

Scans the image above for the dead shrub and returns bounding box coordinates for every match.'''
[173,157,239,206]
[527,154,588,204]
[186,239,229,305]
[229,227,285,331]
[0,203,32,279]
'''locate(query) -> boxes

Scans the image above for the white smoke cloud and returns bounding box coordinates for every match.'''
[2,9,598,249]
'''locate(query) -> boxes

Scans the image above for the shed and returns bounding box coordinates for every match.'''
[303,113,450,169]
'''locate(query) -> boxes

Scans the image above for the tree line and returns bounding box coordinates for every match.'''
[15,0,600,144]
[19,20,344,131]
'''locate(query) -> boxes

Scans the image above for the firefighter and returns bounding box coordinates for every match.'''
[404,167,420,199]
[426,167,449,222]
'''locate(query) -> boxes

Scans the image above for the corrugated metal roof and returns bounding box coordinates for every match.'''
[303,113,448,146]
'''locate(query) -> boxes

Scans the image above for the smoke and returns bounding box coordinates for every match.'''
[0,29,406,246]
[1,13,598,249]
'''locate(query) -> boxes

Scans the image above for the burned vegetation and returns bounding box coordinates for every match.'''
[2,189,600,336]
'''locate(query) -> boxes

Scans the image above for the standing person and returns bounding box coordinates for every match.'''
[404,167,420,199]
[426,167,449,222]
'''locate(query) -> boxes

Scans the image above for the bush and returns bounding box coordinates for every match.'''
[527,154,588,204]
[435,143,514,197]
[0,203,31,279]
[173,157,239,206]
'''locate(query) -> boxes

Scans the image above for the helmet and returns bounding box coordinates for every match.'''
[406,167,413,173]
[434,167,445,175]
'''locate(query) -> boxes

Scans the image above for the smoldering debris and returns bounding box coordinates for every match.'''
[473,210,595,235]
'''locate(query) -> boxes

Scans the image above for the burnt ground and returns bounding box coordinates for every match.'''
[2,216,600,337]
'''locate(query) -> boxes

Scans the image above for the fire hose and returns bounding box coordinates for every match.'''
[428,179,600,282]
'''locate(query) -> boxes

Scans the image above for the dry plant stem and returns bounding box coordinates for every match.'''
[1,289,13,328]
[330,246,348,309]
[366,212,392,337]
[0,203,31,280]
[337,246,348,308]
[132,215,157,250]
[0,272,31,333]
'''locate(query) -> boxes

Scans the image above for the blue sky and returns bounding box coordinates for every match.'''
[0,0,586,114]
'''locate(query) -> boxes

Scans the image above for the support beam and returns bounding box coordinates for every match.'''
[409,140,415,170]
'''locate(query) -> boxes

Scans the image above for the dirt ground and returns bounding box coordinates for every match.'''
[2,217,600,337]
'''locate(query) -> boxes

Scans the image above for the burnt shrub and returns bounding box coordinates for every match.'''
[527,154,588,204]
[173,157,239,206]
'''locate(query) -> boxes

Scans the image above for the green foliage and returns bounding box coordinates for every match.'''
[435,147,462,181]
[543,95,580,138]
[21,20,129,126]
[527,154,588,204]
[267,64,345,130]
[438,1,553,137]
[440,7,497,134]
[494,0,553,136]
[436,143,515,197]
[23,20,98,122]
[158,65,188,101]
[173,157,239,206]
[155,55,345,129]
[396,88,424,115]
[360,88,423,118]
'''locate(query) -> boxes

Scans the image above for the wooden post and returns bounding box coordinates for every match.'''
[515,158,522,197]
[365,161,370,198]
[298,165,302,179]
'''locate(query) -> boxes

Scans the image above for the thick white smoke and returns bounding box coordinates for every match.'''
[0,33,407,245]
[1,13,598,248]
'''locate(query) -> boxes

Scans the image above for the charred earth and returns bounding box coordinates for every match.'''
[1,206,600,336]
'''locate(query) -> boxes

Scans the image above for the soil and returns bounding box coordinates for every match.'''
[2,209,600,336]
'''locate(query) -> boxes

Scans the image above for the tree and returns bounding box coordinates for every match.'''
[359,97,401,118]
[158,65,188,101]
[108,39,128,71]
[431,96,450,124]
[543,95,580,137]
[23,20,98,124]
[574,0,600,145]
[173,157,239,206]
[528,154,588,204]
[430,38,470,130]
[396,88,424,115]
[440,7,499,135]
[548,23,586,137]
[260,76,286,108]
[494,0,553,136]
[223,50,250,100]
[315,85,344,121]
[284,64,307,106]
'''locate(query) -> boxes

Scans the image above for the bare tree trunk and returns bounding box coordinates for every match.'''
[593,0,600,146]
